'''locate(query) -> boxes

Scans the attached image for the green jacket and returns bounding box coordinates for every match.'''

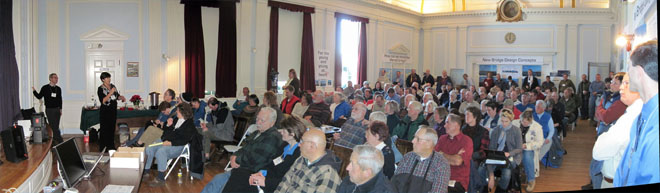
[392,113,429,141]
[561,94,581,114]
[234,126,284,173]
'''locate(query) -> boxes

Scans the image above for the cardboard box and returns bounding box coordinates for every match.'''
[110,147,145,169]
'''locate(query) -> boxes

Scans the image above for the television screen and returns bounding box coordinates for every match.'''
[52,138,87,188]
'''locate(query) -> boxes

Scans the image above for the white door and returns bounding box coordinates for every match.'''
[87,52,123,104]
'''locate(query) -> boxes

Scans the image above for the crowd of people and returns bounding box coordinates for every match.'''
[122,41,657,192]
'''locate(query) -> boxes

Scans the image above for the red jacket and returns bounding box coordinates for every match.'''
[280,96,300,114]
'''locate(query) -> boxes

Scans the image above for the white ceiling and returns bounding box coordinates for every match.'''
[376,0,610,14]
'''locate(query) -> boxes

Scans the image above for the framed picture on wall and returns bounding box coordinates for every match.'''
[127,62,139,77]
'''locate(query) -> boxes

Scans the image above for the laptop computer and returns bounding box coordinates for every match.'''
[484,150,507,165]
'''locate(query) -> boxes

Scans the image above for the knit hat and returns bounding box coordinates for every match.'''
[180,92,193,103]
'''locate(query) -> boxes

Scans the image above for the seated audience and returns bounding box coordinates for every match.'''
[370,94,386,112]
[291,93,312,120]
[202,115,304,193]
[338,145,395,193]
[391,126,451,193]
[462,107,491,193]
[459,91,479,114]
[330,92,351,121]
[561,88,580,126]
[191,97,207,128]
[239,94,260,122]
[515,92,535,112]
[280,86,300,115]
[143,103,196,186]
[512,109,545,192]
[364,122,395,179]
[199,98,234,160]
[533,100,555,159]
[424,101,438,126]
[232,87,250,116]
[302,90,332,127]
[385,88,401,102]
[124,101,174,147]
[222,107,284,192]
[547,92,566,138]
[446,90,461,110]
[480,101,500,132]
[343,81,355,98]
[384,101,400,135]
[333,102,369,148]
[502,99,520,119]
[436,115,474,192]
[276,129,342,192]
[485,109,522,191]
[262,91,284,127]
[393,101,428,141]
[433,106,449,137]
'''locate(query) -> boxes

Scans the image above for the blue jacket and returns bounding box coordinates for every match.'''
[193,100,207,128]
[333,101,352,121]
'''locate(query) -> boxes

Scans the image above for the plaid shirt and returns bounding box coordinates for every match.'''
[303,102,332,127]
[393,152,451,193]
[276,151,342,193]
[334,118,368,148]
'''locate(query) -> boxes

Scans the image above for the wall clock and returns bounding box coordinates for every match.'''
[505,32,516,44]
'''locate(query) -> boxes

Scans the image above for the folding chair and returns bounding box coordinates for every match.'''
[223,124,257,171]
[164,144,192,180]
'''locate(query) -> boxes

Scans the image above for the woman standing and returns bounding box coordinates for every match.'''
[97,72,125,151]
[284,69,301,97]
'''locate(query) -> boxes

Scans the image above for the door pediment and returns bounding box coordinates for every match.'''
[80,26,129,41]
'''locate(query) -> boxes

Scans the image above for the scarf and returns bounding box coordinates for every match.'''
[497,124,512,151]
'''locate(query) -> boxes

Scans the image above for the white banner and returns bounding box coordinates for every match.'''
[473,56,544,65]
[499,65,522,80]
[315,50,332,87]
[633,0,654,26]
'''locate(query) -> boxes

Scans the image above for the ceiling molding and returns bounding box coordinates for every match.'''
[423,8,614,19]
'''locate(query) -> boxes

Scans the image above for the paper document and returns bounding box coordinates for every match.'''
[148,142,163,147]
[101,185,134,193]
[485,159,506,165]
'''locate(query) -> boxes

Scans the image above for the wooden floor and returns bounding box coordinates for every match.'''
[531,119,596,192]
[53,119,597,192]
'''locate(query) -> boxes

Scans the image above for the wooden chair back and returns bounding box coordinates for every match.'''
[331,144,353,178]
[395,138,413,156]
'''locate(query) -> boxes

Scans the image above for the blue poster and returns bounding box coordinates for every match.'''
[522,65,542,77]
[478,65,497,83]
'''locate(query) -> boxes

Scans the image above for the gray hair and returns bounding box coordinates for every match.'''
[353,102,368,114]
[416,125,438,145]
[423,92,433,101]
[369,111,387,124]
[260,107,278,123]
[425,101,437,112]
[352,145,384,175]
[405,94,416,103]
[385,100,399,113]
[408,101,423,112]
[535,100,547,109]
[334,92,346,103]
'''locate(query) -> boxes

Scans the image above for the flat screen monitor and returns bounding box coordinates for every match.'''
[52,138,86,188]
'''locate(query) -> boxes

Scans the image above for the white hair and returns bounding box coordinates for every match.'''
[423,92,433,101]
[369,111,387,124]
[353,102,368,114]
[536,100,547,109]
[425,101,437,112]
[353,145,384,175]
[416,125,438,145]
[260,107,278,123]
[334,92,346,102]
[408,101,423,112]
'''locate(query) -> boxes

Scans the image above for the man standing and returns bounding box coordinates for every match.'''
[559,74,576,94]
[615,41,659,187]
[32,73,63,144]
[391,127,451,193]
[422,69,435,87]
[483,72,495,92]
[406,69,422,88]
[522,69,539,92]
[436,114,474,192]
[462,74,475,89]
[578,74,591,119]
[494,74,507,91]
[276,128,342,192]
[589,74,606,120]
[393,71,404,86]
[337,145,396,193]
[541,76,555,91]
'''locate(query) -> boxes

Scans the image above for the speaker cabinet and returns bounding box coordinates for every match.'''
[1,125,28,163]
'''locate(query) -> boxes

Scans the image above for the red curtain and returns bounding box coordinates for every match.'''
[0,0,21,127]
[267,0,315,91]
[300,13,315,92]
[184,5,205,98]
[334,19,342,88]
[215,2,237,97]
[357,22,367,84]
[266,7,279,91]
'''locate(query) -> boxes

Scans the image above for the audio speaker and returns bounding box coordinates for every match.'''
[1,125,29,163]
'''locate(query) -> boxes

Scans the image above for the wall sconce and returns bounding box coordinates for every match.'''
[162,53,170,61]
[615,34,634,51]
